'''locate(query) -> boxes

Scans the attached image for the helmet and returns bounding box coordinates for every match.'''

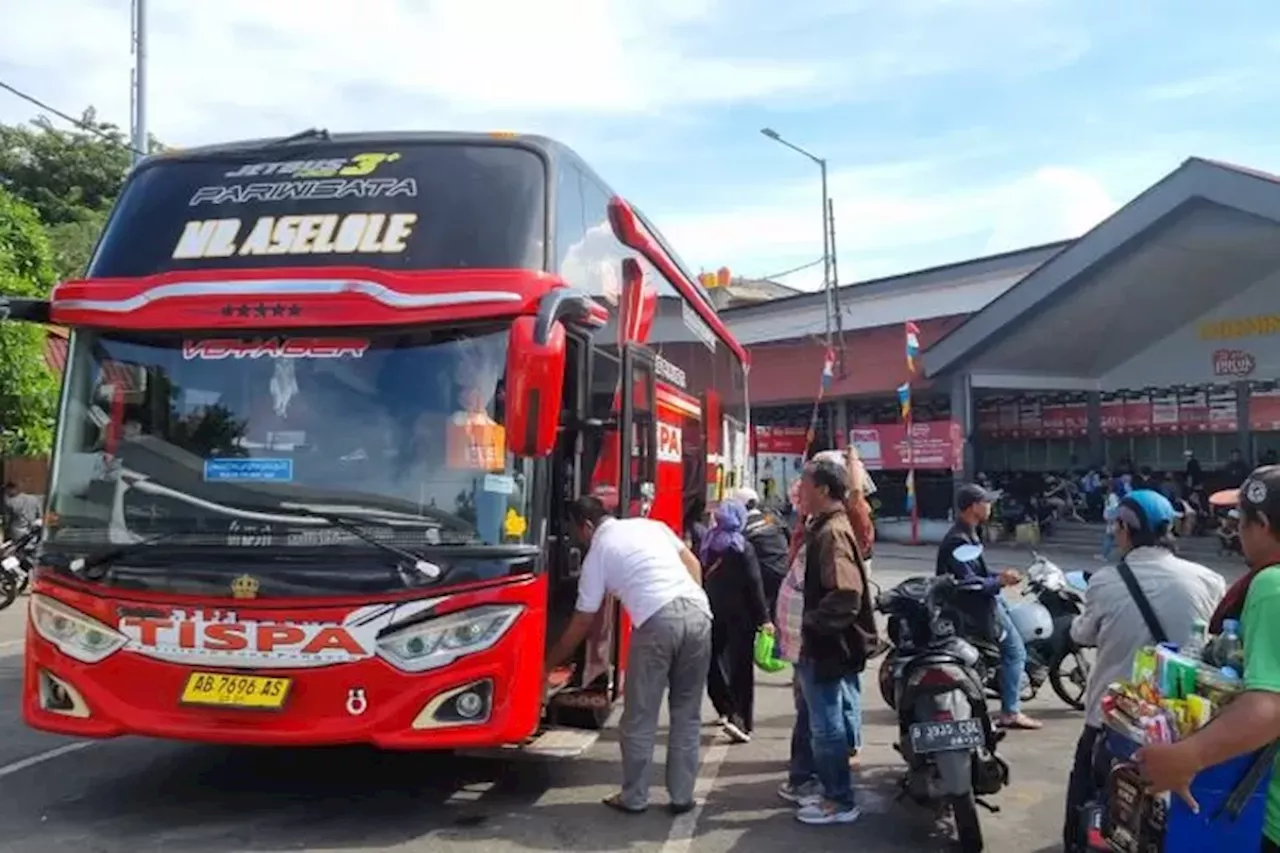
[1118,489,1178,533]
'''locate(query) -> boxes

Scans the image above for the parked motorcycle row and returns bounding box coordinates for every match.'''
[875,549,1093,852]
[0,520,40,611]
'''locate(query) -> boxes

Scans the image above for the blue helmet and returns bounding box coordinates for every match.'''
[1117,489,1178,533]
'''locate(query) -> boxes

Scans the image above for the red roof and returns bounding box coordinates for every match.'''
[747,315,968,405]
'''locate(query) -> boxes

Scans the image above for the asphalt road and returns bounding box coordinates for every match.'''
[0,549,1243,853]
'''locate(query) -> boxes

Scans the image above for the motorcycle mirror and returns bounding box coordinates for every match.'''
[952,543,984,563]
[1065,571,1089,592]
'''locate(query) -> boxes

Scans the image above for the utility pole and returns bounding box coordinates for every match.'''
[819,158,832,345]
[130,0,148,164]
[828,197,845,361]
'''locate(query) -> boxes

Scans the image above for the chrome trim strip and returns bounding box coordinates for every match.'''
[55,279,524,313]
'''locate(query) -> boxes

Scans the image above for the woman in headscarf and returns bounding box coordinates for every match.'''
[702,499,773,744]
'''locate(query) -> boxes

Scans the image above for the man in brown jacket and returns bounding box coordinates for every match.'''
[790,456,878,825]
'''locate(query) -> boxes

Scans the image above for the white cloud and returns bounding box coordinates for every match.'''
[0,0,820,143]
[661,161,1123,289]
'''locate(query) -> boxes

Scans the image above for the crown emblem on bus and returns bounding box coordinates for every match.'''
[231,574,260,599]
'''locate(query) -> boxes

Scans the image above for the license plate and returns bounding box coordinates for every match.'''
[1,556,19,571]
[180,672,292,710]
[908,719,984,754]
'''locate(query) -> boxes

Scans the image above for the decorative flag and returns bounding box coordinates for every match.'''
[905,321,921,374]
[821,347,836,390]
[897,382,912,421]
[905,470,916,512]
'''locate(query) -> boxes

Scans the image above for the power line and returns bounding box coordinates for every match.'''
[756,257,825,281]
[0,79,145,156]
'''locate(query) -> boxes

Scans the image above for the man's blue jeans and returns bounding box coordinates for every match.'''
[995,597,1026,715]
[790,662,856,809]
[790,673,860,788]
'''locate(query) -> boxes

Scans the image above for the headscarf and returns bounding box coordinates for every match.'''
[701,500,748,563]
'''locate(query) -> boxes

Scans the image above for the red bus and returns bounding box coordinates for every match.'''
[9,132,751,754]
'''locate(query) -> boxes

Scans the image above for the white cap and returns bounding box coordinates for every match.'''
[732,487,760,506]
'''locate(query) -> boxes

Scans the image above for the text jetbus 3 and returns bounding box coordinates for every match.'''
[4,131,751,755]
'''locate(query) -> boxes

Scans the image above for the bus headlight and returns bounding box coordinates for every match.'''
[376,604,523,672]
[31,595,129,664]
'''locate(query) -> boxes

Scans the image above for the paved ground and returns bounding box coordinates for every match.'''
[0,549,1245,853]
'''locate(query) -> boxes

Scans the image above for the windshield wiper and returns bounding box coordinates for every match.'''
[57,530,188,581]
[296,510,443,583]
[268,128,331,146]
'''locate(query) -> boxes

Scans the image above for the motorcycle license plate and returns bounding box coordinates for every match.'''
[908,719,984,754]
[180,672,292,710]
[1,556,19,571]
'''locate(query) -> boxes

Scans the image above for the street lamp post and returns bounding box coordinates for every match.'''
[761,127,832,344]
[130,0,148,164]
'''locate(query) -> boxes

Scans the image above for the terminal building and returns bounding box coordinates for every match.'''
[728,157,1280,519]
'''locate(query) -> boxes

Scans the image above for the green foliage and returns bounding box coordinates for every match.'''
[0,188,58,455]
[0,109,132,228]
[46,207,108,281]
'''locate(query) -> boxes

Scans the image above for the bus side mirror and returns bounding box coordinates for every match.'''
[0,297,51,324]
[505,315,566,458]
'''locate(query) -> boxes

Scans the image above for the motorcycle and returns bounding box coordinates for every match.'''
[879,548,1092,712]
[0,522,41,611]
[877,572,1009,852]
[1017,553,1092,710]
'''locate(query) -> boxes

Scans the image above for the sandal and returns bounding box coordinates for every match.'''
[602,793,647,814]
[999,713,1043,730]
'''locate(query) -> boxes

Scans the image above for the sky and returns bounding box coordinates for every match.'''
[1,0,1277,291]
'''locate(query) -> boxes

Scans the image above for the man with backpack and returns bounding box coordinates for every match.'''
[734,487,790,614]
[1062,489,1224,851]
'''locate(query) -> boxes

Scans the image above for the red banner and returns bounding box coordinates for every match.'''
[1123,394,1153,434]
[1151,393,1179,434]
[998,403,1019,438]
[1251,390,1280,432]
[1100,396,1125,436]
[1178,390,1210,432]
[1064,401,1088,436]
[753,425,808,454]
[977,401,1000,435]
[850,421,963,471]
[1207,388,1238,433]
[1040,403,1067,437]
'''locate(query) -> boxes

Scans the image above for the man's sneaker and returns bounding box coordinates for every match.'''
[722,720,751,743]
[777,780,822,806]
[796,801,862,825]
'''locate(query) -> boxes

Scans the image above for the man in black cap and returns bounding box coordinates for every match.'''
[1139,465,1280,851]
[936,483,1041,730]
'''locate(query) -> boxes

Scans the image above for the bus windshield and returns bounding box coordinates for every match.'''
[89,141,546,278]
[47,327,535,561]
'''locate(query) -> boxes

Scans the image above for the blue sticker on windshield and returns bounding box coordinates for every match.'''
[203,458,294,483]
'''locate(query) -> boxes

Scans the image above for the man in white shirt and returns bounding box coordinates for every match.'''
[1061,489,1224,851]
[546,495,712,816]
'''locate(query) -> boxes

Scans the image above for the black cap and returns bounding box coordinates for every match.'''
[956,483,997,512]
[1216,465,1280,522]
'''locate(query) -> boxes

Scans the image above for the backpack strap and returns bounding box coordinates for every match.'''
[1115,558,1168,645]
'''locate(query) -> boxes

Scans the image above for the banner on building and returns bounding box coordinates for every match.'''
[850,421,963,471]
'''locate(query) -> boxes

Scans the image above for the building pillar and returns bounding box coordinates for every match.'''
[1237,381,1253,458]
[1086,392,1103,467]
[950,372,975,482]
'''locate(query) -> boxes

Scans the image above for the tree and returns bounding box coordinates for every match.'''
[0,188,58,455]
[0,108,165,280]
[0,109,133,228]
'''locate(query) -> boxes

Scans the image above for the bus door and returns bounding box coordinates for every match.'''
[611,343,658,700]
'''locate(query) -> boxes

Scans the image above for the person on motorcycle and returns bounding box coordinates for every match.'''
[1062,488,1224,851]
[2,482,41,543]
[936,483,1042,731]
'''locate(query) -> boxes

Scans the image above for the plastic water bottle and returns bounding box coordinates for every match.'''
[1185,619,1208,660]
[1219,619,1245,673]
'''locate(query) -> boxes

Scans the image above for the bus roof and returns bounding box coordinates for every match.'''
[136,130,737,361]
